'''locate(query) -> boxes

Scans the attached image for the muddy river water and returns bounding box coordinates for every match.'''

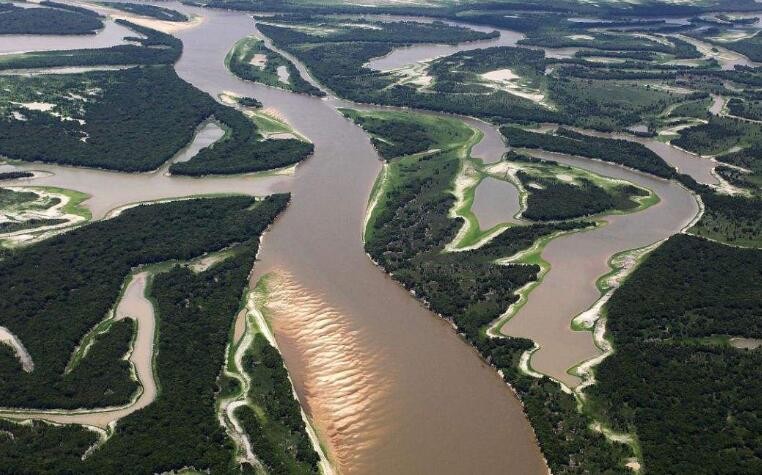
[0,3,727,473]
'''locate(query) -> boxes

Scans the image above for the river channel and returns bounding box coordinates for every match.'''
[0,3,726,473]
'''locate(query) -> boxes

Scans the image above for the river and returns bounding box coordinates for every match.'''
[0,3,723,473]
[498,150,700,388]
[2,4,547,474]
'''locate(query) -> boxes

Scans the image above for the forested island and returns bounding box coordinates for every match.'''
[227,36,324,96]
[0,3,103,35]
[0,38,312,175]
[103,2,189,22]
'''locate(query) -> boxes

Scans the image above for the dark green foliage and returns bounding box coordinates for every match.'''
[345,113,434,159]
[235,334,320,474]
[0,196,290,473]
[226,37,325,96]
[692,192,762,246]
[0,66,311,174]
[520,31,699,58]
[39,1,102,18]
[0,20,181,70]
[589,234,762,473]
[260,18,496,45]
[358,113,628,473]
[83,248,259,473]
[721,30,762,61]
[0,419,98,473]
[727,97,762,121]
[0,217,67,234]
[574,50,659,61]
[0,187,37,207]
[238,96,263,108]
[668,98,711,119]
[672,116,760,156]
[169,103,314,176]
[0,67,213,171]
[715,146,762,193]
[0,5,103,35]
[0,195,288,410]
[501,126,676,178]
[516,170,646,221]
[257,23,564,124]
[0,171,34,180]
[104,2,188,22]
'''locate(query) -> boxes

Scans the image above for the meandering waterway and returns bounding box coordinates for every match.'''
[0,4,726,473]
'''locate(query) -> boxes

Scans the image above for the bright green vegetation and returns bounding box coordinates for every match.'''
[501,126,677,178]
[0,21,181,70]
[102,2,188,22]
[511,155,651,221]
[354,109,633,473]
[0,195,303,473]
[234,333,320,474]
[0,3,103,35]
[588,234,762,473]
[227,36,324,96]
[0,195,287,410]
[0,66,312,174]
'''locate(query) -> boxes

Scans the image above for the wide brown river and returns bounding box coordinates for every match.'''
[0,3,722,473]
[175,8,546,473]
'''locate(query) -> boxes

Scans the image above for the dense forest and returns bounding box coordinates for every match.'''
[234,333,320,474]
[259,18,683,130]
[501,126,677,178]
[356,111,633,473]
[0,66,311,174]
[716,30,762,61]
[515,168,647,221]
[0,195,296,473]
[189,0,761,22]
[227,36,324,96]
[727,97,762,121]
[671,115,760,156]
[81,248,257,473]
[0,21,181,70]
[104,2,188,22]
[588,235,762,473]
[0,4,103,35]
[342,109,438,159]
[0,195,287,410]
[39,1,102,18]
